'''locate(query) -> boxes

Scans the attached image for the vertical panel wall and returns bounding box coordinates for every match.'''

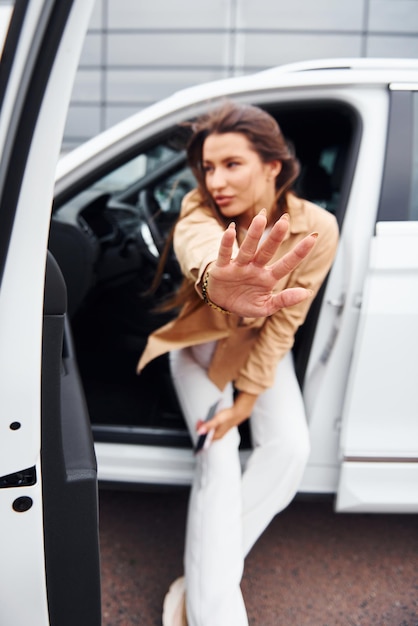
[62,0,418,149]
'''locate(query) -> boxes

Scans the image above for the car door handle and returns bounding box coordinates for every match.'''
[327,295,345,311]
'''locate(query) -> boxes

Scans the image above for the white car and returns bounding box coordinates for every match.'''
[1,2,418,622]
[54,57,418,516]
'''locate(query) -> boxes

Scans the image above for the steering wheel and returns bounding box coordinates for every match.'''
[137,189,165,257]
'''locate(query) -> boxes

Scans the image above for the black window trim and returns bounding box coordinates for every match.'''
[377,90,413,223]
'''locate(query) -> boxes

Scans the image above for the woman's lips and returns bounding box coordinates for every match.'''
[214,195,234,206]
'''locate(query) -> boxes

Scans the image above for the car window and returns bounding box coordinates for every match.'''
[87,144,180,196]
[154,166,196,214]
[409,93,418,221]
[270,101,357,226]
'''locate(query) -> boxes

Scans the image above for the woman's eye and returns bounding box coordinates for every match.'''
[227,161,239,169]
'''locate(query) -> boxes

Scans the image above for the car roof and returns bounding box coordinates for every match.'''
[56,57,418,185]
[258,57,418,75]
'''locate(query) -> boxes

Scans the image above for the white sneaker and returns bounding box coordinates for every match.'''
[162,577,187,626]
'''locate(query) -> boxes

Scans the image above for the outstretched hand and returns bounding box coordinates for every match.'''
[205,210,318,317]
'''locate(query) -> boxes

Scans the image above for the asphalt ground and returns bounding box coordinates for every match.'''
[99,488,418,626]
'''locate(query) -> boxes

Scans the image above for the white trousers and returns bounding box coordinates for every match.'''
[169,348,310,626]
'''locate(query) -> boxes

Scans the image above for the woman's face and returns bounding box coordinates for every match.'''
[202,132,281,229]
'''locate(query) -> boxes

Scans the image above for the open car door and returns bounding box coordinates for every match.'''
[0,2,99,625]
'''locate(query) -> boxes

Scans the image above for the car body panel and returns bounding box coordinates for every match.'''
[336,462,418,513]
[336,221,418,512]
[301,87,389,493]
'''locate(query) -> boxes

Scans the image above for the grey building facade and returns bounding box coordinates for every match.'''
[64,0,418,149]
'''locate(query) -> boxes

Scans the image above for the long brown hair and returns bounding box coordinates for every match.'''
[150,100,300,304]
[187,100,300,217]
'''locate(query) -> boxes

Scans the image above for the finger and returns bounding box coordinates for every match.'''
[196,415,217,435]
[253,213,289,267]
[234,210,267,266]
[270,232,318,280]
[270,286,313,311]
[215,222,236,268]
[202,429,215,450]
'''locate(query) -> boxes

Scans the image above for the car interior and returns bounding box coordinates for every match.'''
[49,100,359,449]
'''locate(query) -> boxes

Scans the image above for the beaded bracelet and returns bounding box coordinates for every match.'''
[201,271,231,315]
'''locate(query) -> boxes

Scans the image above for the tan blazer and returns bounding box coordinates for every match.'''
[137,190,339,395]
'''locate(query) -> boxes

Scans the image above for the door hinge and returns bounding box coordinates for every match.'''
[0,466,37,489]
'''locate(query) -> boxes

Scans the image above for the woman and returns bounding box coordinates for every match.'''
[137,101,339,626]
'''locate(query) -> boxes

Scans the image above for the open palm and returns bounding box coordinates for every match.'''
[206,211,318,317]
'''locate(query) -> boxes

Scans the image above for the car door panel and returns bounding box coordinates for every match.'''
[336,222,418,512]
[0,2,98,624]
[42,253,101,626]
